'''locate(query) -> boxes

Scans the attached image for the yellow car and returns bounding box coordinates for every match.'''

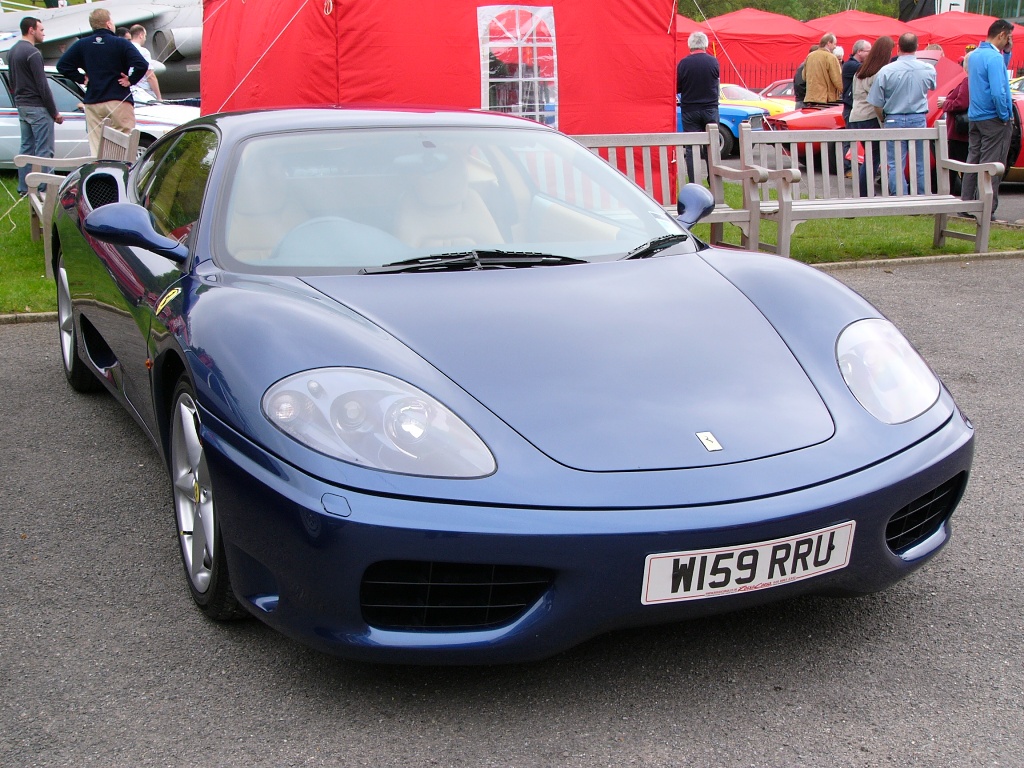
[720,84,792,116]
[1012,76,1023,94]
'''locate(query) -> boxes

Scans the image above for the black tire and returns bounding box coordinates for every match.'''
[169,376,247,621]
[56,251,102,393]
[718,123,735,156]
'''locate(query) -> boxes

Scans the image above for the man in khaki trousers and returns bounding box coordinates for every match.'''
[56,7,148,156]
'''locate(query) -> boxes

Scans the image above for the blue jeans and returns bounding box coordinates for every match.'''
[681,106,719,184]
[17,106,56,195]
[883,113,926,196]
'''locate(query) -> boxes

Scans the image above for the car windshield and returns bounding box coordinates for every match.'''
[763,82,793,98]
[721,85,762,101]
[217,126,687,273]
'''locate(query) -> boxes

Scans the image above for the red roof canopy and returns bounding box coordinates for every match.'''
[700,9,818,86]
[805,10,914,55]
[906,11,1000,59]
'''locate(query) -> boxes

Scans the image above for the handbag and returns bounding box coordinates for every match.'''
[953,111,970,134]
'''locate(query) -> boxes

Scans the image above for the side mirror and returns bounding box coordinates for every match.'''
[676,183,716,228]
[84,202,189,263]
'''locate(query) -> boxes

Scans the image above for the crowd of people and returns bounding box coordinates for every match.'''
[676,19,1016,222]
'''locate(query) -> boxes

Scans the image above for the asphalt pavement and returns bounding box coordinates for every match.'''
[993,181,1024,224]
[2,255,1023,767]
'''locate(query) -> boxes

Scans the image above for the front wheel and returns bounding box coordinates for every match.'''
[718,123,735,156]
[170,377,246,621]
[56,251,102,393]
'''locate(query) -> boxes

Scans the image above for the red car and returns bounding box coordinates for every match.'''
[760,78,796,101]
[764,51,1023,180]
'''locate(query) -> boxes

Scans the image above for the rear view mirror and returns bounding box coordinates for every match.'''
[676,183,716,228]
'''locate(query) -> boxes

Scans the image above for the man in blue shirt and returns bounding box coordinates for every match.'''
[56,7,148,157]
[961,19,1014,221]
[867,33,936,195]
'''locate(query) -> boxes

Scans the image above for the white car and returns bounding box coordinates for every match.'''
[0,66,198,169]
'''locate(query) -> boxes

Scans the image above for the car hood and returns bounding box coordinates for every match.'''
[300,254,835,472]
[134,103,200,127]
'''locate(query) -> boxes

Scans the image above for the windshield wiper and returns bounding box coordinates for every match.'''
[361,249,586,274]
[623,233,690,260]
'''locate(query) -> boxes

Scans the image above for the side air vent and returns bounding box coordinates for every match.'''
[84,174,119,209]
[361,561,553,631]
[886,473,966,555]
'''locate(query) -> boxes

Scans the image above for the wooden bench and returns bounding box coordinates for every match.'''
[738,120,1004,258]
[575,124,768,250]
[15,119,141,278]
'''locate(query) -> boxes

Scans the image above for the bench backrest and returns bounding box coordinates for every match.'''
[740,120,952,201]
[97,119,141,162]
[574,124,725,209]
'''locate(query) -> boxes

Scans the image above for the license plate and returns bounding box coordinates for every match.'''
[641,521,855,604]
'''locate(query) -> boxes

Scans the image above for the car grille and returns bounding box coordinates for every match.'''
[360,561,554,631]
[886,473,966,555]
[84,174,119,209]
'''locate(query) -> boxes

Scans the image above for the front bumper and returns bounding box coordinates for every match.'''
[202,407,973,664]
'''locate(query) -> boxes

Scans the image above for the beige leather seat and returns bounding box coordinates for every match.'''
[394,154,503,249]
[224,160,304,262]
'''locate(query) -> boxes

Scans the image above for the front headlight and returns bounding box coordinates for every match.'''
[262,368,496,478]
[836,319,940,424]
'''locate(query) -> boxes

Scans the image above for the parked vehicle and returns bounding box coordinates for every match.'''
[0,66,198,168]
[52,107,974,664]
[678,102,766,156]
[721,83,792,115]
[760,78,796,101]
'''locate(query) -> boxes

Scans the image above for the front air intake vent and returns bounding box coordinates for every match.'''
[886,473,966,555]
[361,561,553,631]
[84,174,119,209]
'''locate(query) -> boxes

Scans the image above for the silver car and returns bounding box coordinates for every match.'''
[0,65,198,168]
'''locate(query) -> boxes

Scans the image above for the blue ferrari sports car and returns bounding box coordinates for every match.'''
[54,108,974,664]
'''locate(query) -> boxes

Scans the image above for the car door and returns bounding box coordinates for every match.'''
[132,128,219,427]
[46,73,92,159]
[0,72,18,168]
[68,130,216,439]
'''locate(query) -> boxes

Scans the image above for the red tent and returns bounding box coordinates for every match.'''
[906,11,1000,61]
[201,0,679,135]
[701,9,818,88]
[805,10,914,56]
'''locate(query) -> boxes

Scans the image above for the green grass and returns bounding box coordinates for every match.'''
[688,181,1024,263]
[2,171,1021,315]
[0,172,56,315]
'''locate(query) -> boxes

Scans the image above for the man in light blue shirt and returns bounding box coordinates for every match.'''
[961,19,1014,220]
[867,33,936,195]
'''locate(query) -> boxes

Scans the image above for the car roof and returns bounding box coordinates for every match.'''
[196,106,556,145]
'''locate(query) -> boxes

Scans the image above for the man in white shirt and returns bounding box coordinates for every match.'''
[129,24,162,100]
